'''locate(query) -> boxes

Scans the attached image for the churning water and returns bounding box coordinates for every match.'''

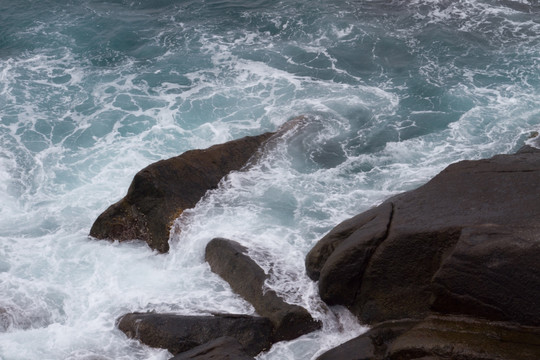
[1,0,539,359]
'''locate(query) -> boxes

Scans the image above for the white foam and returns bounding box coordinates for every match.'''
[2,1,540,359]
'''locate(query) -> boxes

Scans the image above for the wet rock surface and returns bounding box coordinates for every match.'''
[309,145,540,359]
[169,337,255,360]
[205,238,321,341]
[90,133,274,253]
[316,319,418,360]
[307,146,540,323]
[117,312,273,356]
[387,315,540,360]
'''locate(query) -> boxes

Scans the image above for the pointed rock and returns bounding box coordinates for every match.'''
[90,133,274,252]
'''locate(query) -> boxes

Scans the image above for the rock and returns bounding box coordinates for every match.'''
[431,224,540,326]
[90,133,274,253]
[318,315,540,360]
[316,319,418,360]
[306,147,540,324]
[117,312,273,356]
[169,337,254,360]
[205,238,321,341]
[387,315,540,360]
[305,202,393,306]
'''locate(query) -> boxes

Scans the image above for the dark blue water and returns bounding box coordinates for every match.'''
[1,1,539,359]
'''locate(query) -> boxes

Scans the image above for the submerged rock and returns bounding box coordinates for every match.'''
[90,133,274,253]
[117,312,273,356]
[169,337,254,360]
[205,238,321,341]
[307,146,540,324]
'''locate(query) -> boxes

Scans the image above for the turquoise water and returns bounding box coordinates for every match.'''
[1,1,539,359]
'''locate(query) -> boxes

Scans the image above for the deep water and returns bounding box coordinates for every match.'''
[1,0,539,359]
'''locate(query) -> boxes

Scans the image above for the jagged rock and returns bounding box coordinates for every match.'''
[306,146,540,324]
[205,238,321,341]
[117,312,273,356]
[316,319,418,360]
[90,133,274,253]
[387,315,540,360]
[169,337,254,360]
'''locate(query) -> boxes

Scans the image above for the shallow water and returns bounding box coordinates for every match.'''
[1,0,539,359]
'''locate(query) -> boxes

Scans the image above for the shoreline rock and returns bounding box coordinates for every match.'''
[309,145,540,359]
[89,133,274,253]
[307,145,540,324]
[89,115,310,253]
[205,238,321,342]
[117,312,274,356]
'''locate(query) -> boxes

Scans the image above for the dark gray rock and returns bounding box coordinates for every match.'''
[205,238,321,341]
[90,133,274,253]
[117,312,273,356]
[431,224,540,326]
[305,202,393,306]
[169,337,254,360]
[316,319,418,360]
[306,147,540,324]
[387,315,540,360]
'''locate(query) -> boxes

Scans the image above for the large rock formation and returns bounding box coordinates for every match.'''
[117,312,273,356]
[307,145,540,324]
[90,133,274,253]
[310,145,540,359]
[205,238,321,341]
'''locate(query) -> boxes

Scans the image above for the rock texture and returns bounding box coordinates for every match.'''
[431,224,540,326]
[307,146,540,324]
[205,238,321,341]
[310,145,540,360]
[319,315,540,360]
[316,319,418,360]
[387,315,540,360]
[90,133,274,253]
[117,312,273,356]
[169,337,254,360]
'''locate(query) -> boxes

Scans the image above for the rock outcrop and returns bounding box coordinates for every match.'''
[90,133,274,253]
[117,237,321,359]
[205,238,321,341]
[117,312,273,356]
[307,145,540,324]
[310,145,540,360]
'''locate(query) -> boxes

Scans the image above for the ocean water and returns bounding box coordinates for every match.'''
[0,0,539,359]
